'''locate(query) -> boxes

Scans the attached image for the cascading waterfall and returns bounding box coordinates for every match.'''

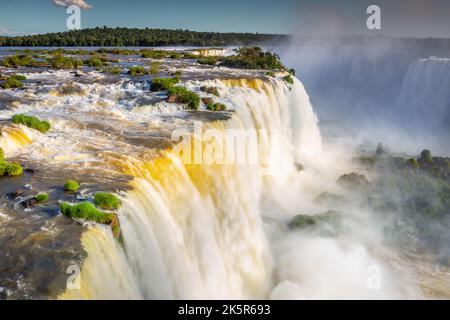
[59,77,323,300]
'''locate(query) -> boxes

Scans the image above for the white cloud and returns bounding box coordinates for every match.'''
[53,0,93,10]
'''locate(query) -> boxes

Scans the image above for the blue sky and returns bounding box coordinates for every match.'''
[1,0,450,37]
[0,0,301,35]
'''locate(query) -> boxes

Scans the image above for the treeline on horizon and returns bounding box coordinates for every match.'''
[0,27,289,47]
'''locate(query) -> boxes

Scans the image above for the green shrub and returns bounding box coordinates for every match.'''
[283,75,294,85]
[128,66,146,76]
[1,54,35,68]
[150,77,180,91]
[64,179,80,192]
[420,150,433,164]
[94,192,122,210]
[60,202,115,224]
[12,114,51,133]
[36,192,49,203]
[0,148,4,160]
[4,163,23,176]
[1,77,23,89]
[50,54,83,69]
[266,71,275,77]
[206,102,227,111]
[167,86,200,110]
[168,52,183,59]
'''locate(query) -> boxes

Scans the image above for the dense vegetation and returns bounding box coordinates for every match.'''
[167,86,201,110]
[0,27,287,47]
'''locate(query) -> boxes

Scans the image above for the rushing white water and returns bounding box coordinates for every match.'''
[59,76,328,299]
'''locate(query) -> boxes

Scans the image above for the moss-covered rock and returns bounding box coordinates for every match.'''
[64,179,80,192]
[337,173,370,190]
[94,192,122,210]
[289,210,343,236]
[60,202,120,238]
[314,191,347,206]
[35,192,49,203]
[60,201,113,223]
[12,114,51,133]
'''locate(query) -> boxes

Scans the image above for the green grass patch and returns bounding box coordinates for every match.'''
[128,66,146,76]
[64,179,80,192]
[1,54,36,68]
[94,192,122,210]
[140,50,168,59]
[50,54,83,69]
[150,77,180,91]
[167,86,200,110]
[83,56,107,68]
[12,114,51,133]
[149,61,161,75]
[197,57,219,65]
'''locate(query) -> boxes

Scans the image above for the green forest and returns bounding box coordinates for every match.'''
[0,27,288,47]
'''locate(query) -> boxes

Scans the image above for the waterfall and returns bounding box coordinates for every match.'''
[395,57,450,129]
[0,125,34,156]
[60,77,323,299]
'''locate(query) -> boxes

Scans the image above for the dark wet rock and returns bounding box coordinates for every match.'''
[337,173,370,190]
[294,162,304,171]
[201,97,214,105]
[22,197,38,209]
[200,86,220,97]
[289,210,344,236]
[24,168,35,174]
[314,191,347,206]
[10,189,26,199]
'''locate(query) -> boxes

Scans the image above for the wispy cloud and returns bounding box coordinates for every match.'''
[0,25,35,36]
[53,0,93,10]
